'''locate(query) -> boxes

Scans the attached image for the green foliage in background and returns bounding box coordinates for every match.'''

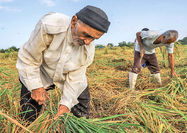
[118,41,134,48]
[0,46,19,53]
[178,37,187,45]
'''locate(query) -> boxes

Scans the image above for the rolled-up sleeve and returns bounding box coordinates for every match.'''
[166,43,174,53]
[59,66,88,109]
[141,30,160,39]
[16,20,51,91]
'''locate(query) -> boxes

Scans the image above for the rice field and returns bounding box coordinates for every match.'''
[0,44,186,133]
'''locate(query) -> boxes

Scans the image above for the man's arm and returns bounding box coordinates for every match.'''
[55,43,95,117]
[136,32,144,57]
[17,20,53,105]
[56,66,88,117]
[168,53,177,77]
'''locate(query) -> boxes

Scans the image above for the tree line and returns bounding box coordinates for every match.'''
[0,46,19,53]
[178,37,187,45]
[96,41,135,49]
[0,37,186,53]
[96,36,187,49]
[0,41,135,53]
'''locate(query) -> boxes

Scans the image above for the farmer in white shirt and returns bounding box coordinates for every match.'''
[129,28,178,89]
[16,5,110,122]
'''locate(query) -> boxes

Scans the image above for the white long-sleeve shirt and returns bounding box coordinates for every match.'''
[135,30,174,54]
[16,12,95,109]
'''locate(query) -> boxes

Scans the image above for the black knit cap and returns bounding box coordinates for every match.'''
[76,5,110,33]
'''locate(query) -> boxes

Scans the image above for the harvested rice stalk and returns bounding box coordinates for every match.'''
[45,113,146,133]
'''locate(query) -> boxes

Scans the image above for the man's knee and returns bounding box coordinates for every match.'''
[71,86,90,118]
[71,103,90,118]
[131,67,141,74]
[149,66,160,74]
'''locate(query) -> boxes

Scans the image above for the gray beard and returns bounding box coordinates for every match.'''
[73,38,85,46]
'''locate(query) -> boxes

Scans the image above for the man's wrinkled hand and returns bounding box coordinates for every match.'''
[54,105,70,118]
[171,71,178,77]
[31,87,49,105]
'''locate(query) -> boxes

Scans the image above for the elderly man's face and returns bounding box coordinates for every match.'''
[71,16,104,46]
[154,34,177,45]
[160,35,177,45]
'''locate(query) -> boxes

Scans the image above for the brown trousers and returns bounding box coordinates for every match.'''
[131,51,160,74]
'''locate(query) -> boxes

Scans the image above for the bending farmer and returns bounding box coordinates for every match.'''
[129,28,178,89]
[16,5,110,122]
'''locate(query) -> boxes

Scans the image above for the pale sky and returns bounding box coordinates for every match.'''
[0,0,187,49]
